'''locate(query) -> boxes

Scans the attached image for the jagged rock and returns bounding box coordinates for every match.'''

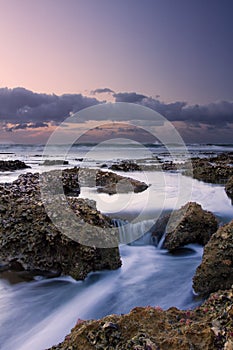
[152,202,218,250]
[0,172,121,280]
[0,160,30,172]
[225,176,233,203]
[48,287,233,350]
[193,220,233,295]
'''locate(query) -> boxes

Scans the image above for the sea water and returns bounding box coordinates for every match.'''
[0,143,232,350]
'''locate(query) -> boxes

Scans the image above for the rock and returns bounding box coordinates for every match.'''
[0,172,121,280]
[47,287,233,350]
[0,160,30,172]
[225,176,233,203]
[153,202,218,250]
[42,160,69,166]
[184,156,233,184]
[110,160,141,172]
[193,220,233,295]
[72,168,148,195]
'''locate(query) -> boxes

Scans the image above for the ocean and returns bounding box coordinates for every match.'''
[0,143,232,350]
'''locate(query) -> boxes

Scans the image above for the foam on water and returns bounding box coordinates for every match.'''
[0,243,204,350]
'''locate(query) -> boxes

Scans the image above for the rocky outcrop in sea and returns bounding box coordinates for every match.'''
[0,160,30,172]
[184,153,233,184]
[152,202,218,250]
[0,171,122,280]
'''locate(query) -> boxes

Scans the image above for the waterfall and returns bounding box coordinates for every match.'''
[112,219,157,245]
[157,231,166,249]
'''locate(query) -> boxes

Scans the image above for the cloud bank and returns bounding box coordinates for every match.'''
[114,92,233,127]
[0,87,100,130]
[0,87,233,143]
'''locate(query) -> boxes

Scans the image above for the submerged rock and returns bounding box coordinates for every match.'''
[42,160,69,166]
[0,160,30,172]
[225,176,233,203]
[0,172,121,280]
[193,220,233,295]
[48,287,233,350]
[152,202,218,250]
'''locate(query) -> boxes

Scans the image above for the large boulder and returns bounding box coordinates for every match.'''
[48,287,233,350]
[153,202,218,251]
[0,172,121,280]
[193,220,233,295]
[225,176,233,203]
[0,160,30,172]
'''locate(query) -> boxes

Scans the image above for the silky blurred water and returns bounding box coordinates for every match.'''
[0,143,233,350]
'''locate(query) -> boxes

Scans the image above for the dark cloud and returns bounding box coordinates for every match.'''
[91,87,115,95]
[113,92,147,103]
[0,87,100,129]
[113,92,233,127]
[1,87,233,135]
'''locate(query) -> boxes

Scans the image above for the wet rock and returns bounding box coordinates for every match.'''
[152,202,218,250]
[0,160,30,172]
[225,176,233,203]
[0,172,121,280]
[110,160,141,172]
[193,220,233,295]
[42,160,69,166]
[184,156,233,184]
[71,167,148,195]
[48,287,233,350]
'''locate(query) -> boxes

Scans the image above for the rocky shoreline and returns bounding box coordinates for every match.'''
[45,153,233,350]
[1,156,233,350]
[48,287,233,350]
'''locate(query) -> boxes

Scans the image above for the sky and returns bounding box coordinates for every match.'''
[0,0,233,144]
